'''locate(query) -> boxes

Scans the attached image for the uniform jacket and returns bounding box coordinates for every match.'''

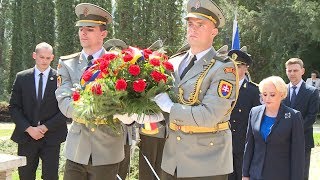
[55,50,124,166]
[161,47,237,177]
[230,79,260,154]
[283,81,319,149]
[242,104,305,180]
[10,68,67,145]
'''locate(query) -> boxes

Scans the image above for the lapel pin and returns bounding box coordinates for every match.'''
[50,77,54,81]
[284,112,291,119]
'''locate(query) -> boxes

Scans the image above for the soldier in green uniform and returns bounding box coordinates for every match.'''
[227,48,261,180]
[154,0,238,179]
[55,3,125,180]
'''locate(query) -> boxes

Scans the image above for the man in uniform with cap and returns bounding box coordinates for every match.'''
[154,0,238,179]
[227,48,260,180]
[55,3,125,179]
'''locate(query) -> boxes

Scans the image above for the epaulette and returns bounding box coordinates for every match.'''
[215,45,229,62]
[170,51,187,59]
[60,52,80,60]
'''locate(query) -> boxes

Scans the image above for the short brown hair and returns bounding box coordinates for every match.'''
[285,58,304,68]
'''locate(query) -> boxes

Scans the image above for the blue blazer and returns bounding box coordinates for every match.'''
[283,81,319,149]
[242,104,305,180]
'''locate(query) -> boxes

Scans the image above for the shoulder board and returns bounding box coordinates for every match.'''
[215,55,229,62]
[170,51,187,59]
[60,52,80,60]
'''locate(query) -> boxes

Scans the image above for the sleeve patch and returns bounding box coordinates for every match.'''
[217,80,233,99]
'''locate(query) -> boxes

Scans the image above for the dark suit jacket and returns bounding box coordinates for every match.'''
[230,79,260,154]
[283,81,319,149]
[242,104,305,180]
[9,67,67,145]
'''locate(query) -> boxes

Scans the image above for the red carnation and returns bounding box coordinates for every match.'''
[91,83,103,95]
[128,65,141,76]
[99,59,110,71]
[162,61,174,71]
[115,79,127,91]
[82,70,93,82]
[133,79,146,92]
[123,53,133,62]
[143,49,153,59]
[72,91,80,101]
[149,58,161,66]
[102,53,117,61]
[151,70,167,82]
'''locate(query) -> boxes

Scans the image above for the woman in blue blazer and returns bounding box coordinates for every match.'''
[242,76,305,180]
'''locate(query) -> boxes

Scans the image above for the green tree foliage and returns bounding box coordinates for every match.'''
[21,0,36,68]
[56,0,78,58]
[8,0,23,93]
[35,0,55,46]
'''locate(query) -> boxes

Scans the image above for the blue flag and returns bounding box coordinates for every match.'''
[232,18,240,50]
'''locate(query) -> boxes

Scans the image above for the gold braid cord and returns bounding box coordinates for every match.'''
[224,54,240,116]
[178,59,216,106]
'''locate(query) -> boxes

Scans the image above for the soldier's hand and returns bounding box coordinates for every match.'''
[242,177,249,180]
[25,126,44,140]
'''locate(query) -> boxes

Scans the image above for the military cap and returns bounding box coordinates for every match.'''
[75,3,112,27]
[228,48,252,66]
[103,39,128,50]
[185,0,225,28]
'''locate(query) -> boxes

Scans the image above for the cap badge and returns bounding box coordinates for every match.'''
[83,7,89,17]
[194,0,201,9]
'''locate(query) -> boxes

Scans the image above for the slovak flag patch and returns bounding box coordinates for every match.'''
[218,80,233,99]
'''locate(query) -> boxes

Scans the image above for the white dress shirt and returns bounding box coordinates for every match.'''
[289,79,303,100]
[34,66,51,98]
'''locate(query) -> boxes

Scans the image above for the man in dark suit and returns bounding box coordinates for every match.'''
[9,42,68,180]
[228,48,260,180]
[283,58,319,180]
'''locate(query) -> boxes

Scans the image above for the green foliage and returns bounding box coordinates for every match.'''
[314,133,320,147]
[35,0,55,47]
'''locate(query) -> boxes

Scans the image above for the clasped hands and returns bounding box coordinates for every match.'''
[25,124,48,140]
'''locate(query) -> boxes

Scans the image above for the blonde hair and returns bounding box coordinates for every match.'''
[285,58,304,68]
[259,76,288,99]
[35,42,53,53]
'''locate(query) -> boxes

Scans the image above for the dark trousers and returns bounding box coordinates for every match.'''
[139,134,165,180]
[63,159,120,180]
[304,148,311,180]
[17,140,61,180]
[161,170,228,180]
[228,153,243,180]
[118,144,131,180]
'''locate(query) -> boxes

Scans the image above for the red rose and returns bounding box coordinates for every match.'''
[133,79,146,92]
[82,70,93,82]
[128,65,141,76]
[151,70,166,82]
[102,53,117,61]
[72,91,80,101]
[91,83,103,95]
[162,61,174,71]
[149,58,161,66]
[99,59,110,71]
[123,53,133,62]
[143,49,153,59]
[115,79,127,91]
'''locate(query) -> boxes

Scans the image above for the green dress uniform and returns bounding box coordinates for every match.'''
[55,3,124,180]
[161,47,237,179]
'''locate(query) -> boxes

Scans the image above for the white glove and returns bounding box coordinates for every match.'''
[135,113,165,124]
[113,113,136,124]
[153,93,174,113]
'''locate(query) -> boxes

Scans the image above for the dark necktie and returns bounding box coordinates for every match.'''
[290,86,297,106]
[87,55,94,67]
[37,73,43,104]
[180,55,197,79]
[312,81,315,87]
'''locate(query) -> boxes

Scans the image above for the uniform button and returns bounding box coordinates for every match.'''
[232,129,236,132]
[210,142,214,146]
[91,128,95,132]
[177,136,181,141]
[239,109,242,112]
[173,120,177,123]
